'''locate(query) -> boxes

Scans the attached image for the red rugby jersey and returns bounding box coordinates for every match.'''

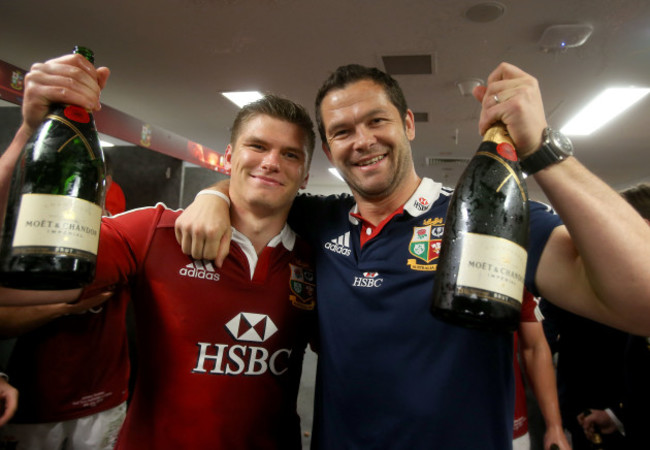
[92,204,315,450]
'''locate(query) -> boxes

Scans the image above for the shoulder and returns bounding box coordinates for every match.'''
[104,203,181,229]
[294,192,355,211]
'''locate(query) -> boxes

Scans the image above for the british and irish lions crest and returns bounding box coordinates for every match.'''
[407,219,444,271]
[11,70,25,91]
[289,264,315,310]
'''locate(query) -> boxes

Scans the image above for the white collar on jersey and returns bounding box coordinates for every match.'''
[347,177,447,224]
[231,224,296,279]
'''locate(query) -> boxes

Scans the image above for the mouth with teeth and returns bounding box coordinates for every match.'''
[356,154,386,167]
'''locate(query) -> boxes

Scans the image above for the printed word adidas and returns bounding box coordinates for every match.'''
[325,231,351,256]
[179,260,220,281]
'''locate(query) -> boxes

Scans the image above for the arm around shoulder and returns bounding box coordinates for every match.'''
[174,179,232,264]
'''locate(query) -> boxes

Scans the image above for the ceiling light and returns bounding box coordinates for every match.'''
[329,167,345,182]
[464,2,506,23]
[538,24,593,52]
[455,78,484,96]
[561,87,650,135]
[222,91,264,108]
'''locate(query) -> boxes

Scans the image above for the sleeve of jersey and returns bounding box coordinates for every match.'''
[288,193,354,242]
[81,206,162,297]
[526,200,563,297]
[520,290,540,323]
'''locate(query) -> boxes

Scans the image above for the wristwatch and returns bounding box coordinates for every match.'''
[520,127,574,175]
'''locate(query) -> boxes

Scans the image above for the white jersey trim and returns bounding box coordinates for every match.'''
[231,224,296,279]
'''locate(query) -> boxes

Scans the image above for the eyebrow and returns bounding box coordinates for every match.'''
[242,135,305,156]
[325,107,390,136]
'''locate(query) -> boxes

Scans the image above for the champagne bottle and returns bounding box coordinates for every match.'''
[0,46,106,290]
[430,122,529,332]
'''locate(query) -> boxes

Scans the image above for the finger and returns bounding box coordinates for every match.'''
[190,232,206,260]
[202,231,220,263]
[180,233,193,257]
[32,57,100,94]
[24,68,100,112]
[472,84,487,103]
[215,229,232,268]
[95,67,111,110]
[0,392,18,426]
[174,221,187,249]
[68,291,113,314]
[486,62,526,84]
[84,291,113,306]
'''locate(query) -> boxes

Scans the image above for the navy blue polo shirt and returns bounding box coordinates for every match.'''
[289,178,561,450]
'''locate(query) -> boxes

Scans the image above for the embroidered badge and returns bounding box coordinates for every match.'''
[407,219,445,271]
[289,263,316,310]
[140,124,152,147]
[10,70,24,91]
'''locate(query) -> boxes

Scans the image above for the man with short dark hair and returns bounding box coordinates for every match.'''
[0,53,317,450]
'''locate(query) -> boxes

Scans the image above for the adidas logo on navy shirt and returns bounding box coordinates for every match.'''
[325,231,352,256]
[179,260,220,281]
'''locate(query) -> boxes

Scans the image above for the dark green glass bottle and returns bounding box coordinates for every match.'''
[430,123,529,332]
[0,46,106,290]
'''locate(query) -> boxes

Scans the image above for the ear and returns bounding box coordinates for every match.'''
[300,173,310,190]
[224,144,233,171]
[322,142,333,164]
[404,109,415,141]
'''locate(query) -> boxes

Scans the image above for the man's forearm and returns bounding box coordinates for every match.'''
[0,303,72,337]
[0,287,81,307]
[534,157,650,333]
[519,323,564,431]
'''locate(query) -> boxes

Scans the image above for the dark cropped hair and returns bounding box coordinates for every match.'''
[315,64,409,146]
[620,182,650,220]
[230,94,315,163]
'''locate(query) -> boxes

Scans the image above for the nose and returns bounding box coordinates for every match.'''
[352,126,376,152]
[261,149,281,171]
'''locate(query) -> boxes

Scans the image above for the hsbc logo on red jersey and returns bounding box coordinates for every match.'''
[225,312,278,342]
[192,312,291,376]
[352,271,384,288]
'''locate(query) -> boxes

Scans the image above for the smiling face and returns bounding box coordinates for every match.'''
[320,79,417,202]
[226,114,310,217]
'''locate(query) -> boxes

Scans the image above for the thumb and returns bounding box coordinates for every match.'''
[97,67,111,90]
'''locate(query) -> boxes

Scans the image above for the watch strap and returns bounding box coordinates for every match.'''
[520,145,560,175]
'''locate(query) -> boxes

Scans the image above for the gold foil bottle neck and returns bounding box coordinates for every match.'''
[483,122,514,146]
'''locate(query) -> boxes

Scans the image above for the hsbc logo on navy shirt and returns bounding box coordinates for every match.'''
[352,271,384,288]
[413,197,429,211]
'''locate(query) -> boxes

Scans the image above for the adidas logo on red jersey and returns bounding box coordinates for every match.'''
[179,260,220,281]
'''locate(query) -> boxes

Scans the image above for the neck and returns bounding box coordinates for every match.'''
[230,204,289,255]
[354,173,421,226]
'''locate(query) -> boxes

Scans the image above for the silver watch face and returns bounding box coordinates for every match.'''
[548,129,573,157]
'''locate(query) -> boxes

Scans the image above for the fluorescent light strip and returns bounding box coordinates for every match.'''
[329,167,345,182]
[561,87,650,136]
[222,91,264,108]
